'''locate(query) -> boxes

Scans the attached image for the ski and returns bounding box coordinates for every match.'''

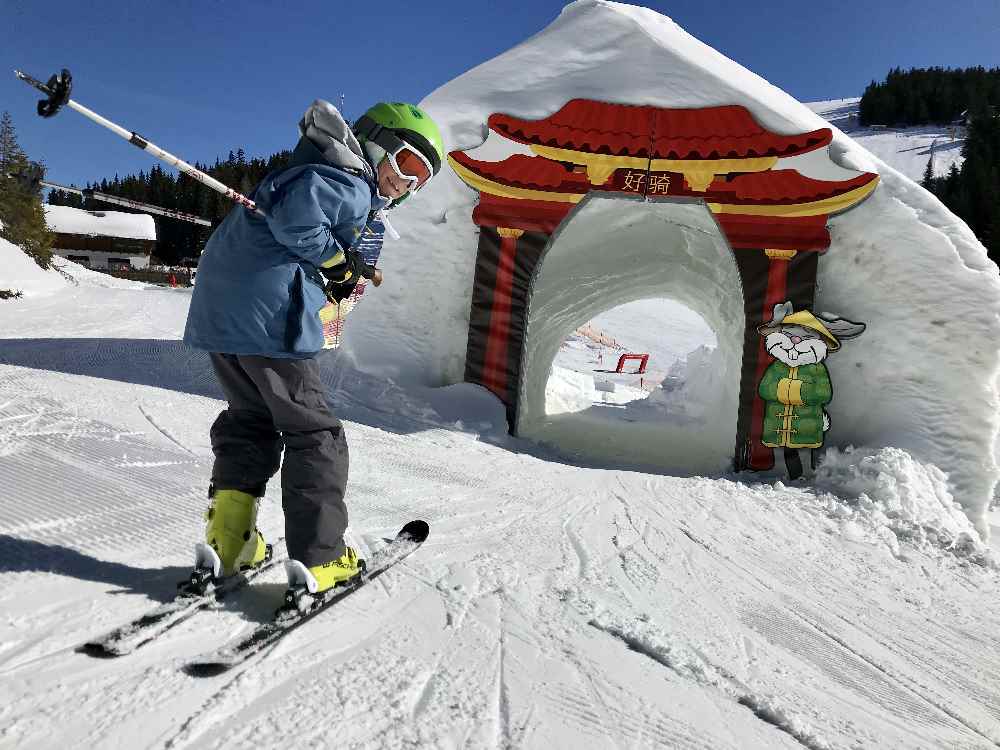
[183,520,429,677]
[80,542,285,658]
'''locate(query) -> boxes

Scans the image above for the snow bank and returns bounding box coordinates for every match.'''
[546,366,602,415]
[0,236,146,299]
[639,345,722,422]
[0,236,68,297]
[340,0,1000,532]
[816,160,1000,535]
[55,258,147,290]
[814,446,995,565]
[43,204,156,240]
[319,350,510,439]
[544,362,648,415]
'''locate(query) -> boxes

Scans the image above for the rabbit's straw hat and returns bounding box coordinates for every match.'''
[759,310,841,351]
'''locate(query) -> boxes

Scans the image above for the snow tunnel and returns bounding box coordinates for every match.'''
[518,195,743,474]
[448,98,880,476]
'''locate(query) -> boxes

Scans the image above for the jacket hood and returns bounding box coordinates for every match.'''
[298,99,374,181]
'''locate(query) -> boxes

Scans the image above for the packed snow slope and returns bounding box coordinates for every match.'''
[340,0,1000,533]
[805,99,966,182]
[3,233,1000,749]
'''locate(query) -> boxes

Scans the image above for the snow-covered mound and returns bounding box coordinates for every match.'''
[343,0,1000,534]
[1,235,69,297]
[815,446,992,564]
[44,203,156,240]
[0,235,146,299]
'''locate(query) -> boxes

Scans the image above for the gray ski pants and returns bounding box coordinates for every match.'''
[208,353,348,567]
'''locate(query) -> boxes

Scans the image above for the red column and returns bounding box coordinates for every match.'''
[748,249,796,470]
[482,227,524,400]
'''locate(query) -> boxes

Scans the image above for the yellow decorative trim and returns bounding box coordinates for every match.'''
[762,439,823,449]
[652,155,777,174]
[449,156,584,204]
[777,379,791,403]
[587,163,618,186]
[765,249,798,261]
[658,158,777,193]
[497,227,525,239]
[449,153,880,217]
[707,176,880,217]
[681,171,715,192]
[529,145,780,191]
[529,145,647,185]
[787,380,803,405]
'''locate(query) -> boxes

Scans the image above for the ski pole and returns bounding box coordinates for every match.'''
[14,68,383,286]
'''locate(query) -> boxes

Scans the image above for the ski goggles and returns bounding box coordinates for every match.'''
[384,141,434,192]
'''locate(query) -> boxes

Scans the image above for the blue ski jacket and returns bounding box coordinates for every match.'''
[184,142,386,358]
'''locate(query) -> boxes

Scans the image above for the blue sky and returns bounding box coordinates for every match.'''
[2,0,998,190]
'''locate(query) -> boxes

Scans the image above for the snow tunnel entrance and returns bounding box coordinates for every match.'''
[451,98,881,479]
[517,196,744,475]
[546,297,717,412]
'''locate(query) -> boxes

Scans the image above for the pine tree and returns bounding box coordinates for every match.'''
[0,111,53,268]
[985,164,1000,261]
[921,155,935,190]
[858,66,1000,127]
[33,144,294,263]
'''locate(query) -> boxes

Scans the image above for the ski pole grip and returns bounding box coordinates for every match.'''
[362,264,383,287]
[14,69,72,118]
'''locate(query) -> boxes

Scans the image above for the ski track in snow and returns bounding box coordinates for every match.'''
[1,350,996,748]
[3,346,999,748]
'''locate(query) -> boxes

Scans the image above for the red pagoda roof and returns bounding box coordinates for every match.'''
[706,170,877,205]
[651,106,831,159]
[450,152,590,194]
[490,100,653,157]
[450,152,877,206]
[488,99,832,160]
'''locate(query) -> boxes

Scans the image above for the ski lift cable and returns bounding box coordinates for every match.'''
[39,177,214,227]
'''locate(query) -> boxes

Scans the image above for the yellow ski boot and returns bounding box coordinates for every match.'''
[307,547,363,592]
[281,547,364,618]
[202,488,268,577]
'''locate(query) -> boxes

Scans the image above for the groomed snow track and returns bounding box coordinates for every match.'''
[1,350,1000,748]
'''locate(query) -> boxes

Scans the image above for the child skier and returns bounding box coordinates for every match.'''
[183,100,444,595]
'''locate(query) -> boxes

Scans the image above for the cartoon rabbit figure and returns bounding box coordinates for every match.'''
[757,301,866,479]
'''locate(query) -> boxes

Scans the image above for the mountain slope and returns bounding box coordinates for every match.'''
[806,98,965,182]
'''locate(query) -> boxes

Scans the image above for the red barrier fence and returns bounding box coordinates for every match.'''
[616,353,649,374]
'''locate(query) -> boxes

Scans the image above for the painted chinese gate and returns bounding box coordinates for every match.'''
[448,99,879,473]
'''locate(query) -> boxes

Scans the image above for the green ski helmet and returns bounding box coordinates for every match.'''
[352,102,444,206]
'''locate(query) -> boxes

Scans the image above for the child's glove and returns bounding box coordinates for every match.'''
[320,250,365,303]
